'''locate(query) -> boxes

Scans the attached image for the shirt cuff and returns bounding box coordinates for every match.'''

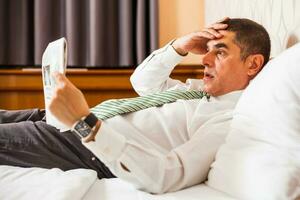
[158,41,185,68]
[82,121,126,163]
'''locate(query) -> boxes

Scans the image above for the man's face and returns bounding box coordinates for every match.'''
[201,30,250,96]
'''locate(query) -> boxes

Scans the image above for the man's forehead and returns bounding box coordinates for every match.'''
[207,30,236,49]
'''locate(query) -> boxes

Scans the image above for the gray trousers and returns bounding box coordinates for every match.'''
[0,109,114,179]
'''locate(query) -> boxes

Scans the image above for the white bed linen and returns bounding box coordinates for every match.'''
[0,165,97,200]
[83,178,236,200]
[0,165,236,200]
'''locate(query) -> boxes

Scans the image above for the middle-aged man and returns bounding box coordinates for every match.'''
[0,18,271,193]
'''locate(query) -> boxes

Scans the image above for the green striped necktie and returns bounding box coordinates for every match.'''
[90,90,210,120]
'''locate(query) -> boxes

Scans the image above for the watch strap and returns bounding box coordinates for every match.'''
[83,112,98,128]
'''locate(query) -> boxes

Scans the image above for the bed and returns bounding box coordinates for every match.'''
[1,0,300,199]
[0,165,235,200]
[84,179,235,200]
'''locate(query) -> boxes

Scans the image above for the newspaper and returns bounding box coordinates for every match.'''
[41,38,69,131]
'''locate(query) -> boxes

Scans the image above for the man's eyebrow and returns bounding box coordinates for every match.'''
[208,43,229,50]
[214,43,229,49]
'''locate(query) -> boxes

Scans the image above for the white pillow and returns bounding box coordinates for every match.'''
[207,43,300,200]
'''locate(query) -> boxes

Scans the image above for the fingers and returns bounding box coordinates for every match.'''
[52,72,70,102]
[210,23,228,30]
[216,16,230,23]
[203,28,223,38]
[53,72,76,91]
[206,17,229,30]
[173,17,230,55]
[52,72,65,87]
[193,29,220,40]
[195,31,215,39]
[53,71,68,83]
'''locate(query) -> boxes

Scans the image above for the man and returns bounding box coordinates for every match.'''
[0,18,270,193]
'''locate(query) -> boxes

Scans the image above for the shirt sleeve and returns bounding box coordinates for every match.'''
[130,41,187,96]
[82,116,230,194]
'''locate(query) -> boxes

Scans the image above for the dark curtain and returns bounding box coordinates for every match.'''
[0,0,158,68]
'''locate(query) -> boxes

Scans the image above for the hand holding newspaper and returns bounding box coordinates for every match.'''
[42,38,69,131]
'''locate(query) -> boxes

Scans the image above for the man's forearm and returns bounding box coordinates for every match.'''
[130,41,184,96]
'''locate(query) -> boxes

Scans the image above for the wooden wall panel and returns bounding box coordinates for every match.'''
[0,66,204,110]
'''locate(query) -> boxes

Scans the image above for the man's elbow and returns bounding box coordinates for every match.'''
[129,72,143,94]
[139,173,185,194]
[129,73,138,89]
[141,182,169,194]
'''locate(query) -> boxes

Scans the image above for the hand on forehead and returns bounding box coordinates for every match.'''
[171,17,231,56]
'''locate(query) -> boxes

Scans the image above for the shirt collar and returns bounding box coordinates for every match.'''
[210,90,243,104]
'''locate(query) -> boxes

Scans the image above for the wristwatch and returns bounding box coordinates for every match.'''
[72,113,100,142]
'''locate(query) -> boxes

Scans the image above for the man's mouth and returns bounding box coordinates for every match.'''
[203,72,215,80]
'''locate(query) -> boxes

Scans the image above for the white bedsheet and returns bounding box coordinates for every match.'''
[84,178,236,200]
[0,165,97,200]
[0,166,236,200]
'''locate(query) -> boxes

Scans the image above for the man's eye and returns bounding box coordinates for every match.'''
[216,50,226,57]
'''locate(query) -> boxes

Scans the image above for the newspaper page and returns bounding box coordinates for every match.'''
[41,38,69,131]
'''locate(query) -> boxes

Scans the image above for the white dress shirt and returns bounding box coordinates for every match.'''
[83,43,242,194]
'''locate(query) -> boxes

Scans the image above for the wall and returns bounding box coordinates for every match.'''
[159,0,205,64]
[205,0,300,57]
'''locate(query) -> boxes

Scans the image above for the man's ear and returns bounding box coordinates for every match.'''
[246,54,264,78]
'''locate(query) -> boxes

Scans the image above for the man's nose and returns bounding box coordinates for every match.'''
[201,51,214,67]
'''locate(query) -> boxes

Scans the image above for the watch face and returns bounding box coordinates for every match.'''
[74,120,92,138]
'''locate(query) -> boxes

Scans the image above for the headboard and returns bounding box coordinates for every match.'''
[205,0,300,57]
